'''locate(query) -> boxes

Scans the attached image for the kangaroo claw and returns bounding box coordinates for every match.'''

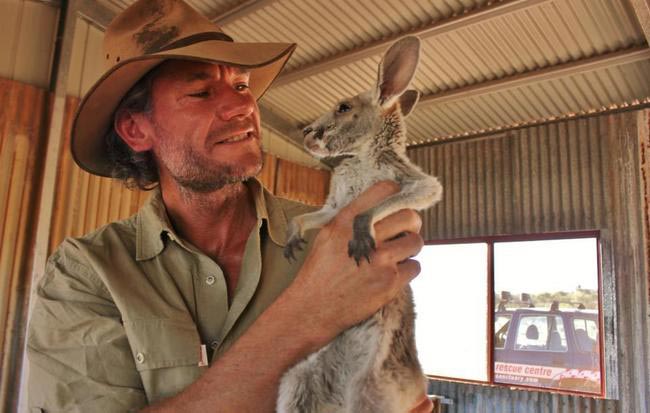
[284,236,307,262]
[348,233,376,266]
[348,213,375,265]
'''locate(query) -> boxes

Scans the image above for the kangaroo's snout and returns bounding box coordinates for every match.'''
[303,125,324,140]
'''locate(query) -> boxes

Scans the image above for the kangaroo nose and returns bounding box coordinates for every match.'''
[302,126,313,137]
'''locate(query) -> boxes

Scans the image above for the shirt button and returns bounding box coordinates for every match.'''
[210,340,219,350]
[135,352,145,364]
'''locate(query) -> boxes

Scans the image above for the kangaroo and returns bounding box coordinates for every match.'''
[277,37,443,413]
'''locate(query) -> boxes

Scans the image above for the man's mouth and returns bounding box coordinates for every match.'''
[218,131,254,144]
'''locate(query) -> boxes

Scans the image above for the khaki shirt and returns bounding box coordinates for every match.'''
[27,180,314,412]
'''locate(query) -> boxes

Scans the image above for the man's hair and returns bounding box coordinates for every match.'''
[105,68,160,190]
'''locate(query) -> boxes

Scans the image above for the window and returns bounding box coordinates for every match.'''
[413,233,603,396]
[411,243,488,382]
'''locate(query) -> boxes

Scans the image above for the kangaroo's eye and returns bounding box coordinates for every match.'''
[336,102,352,113]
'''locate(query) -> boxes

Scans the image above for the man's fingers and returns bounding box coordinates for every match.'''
[374,209,422,242]
[337,181,399,222]
[377,231,423,264]
[396,258,422,284]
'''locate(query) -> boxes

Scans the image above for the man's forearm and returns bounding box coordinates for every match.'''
[140,280,329,413]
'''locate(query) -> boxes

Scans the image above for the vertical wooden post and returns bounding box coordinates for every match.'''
[638,108,650,321]
[18,1,78,411]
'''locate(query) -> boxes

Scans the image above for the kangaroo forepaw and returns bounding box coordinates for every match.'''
[284,236,307,262]
[348,213,375,265]
[348,231,376,265]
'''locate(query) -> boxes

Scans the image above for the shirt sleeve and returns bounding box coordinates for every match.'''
[27,241,147,413]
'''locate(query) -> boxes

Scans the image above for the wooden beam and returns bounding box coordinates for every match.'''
[418,46,650,107]
[27,0,61,6]
[259,104,333,168]
[631,0,650,46]
[33,0,79,283]
[72,0,277,29]
[273,0,553,87]
[259,104,304,148]
[211,0,276,25]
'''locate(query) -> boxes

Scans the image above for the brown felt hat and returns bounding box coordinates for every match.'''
[71,0,296,177]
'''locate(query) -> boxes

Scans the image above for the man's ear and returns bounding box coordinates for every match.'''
[114,109,154,152]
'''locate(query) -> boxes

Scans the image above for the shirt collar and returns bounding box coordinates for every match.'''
[135,178,288,261]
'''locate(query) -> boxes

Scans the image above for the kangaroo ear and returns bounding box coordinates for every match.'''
[399,90,420,117]
[376,36,420,108]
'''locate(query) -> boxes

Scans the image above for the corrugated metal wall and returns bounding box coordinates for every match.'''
[0,1,58,88]
[408,110,649,412]
[46,95,150,253]
[411,119,611,240]
[274,158,331,205]
[0,78,49,413]
[0,3,59,410]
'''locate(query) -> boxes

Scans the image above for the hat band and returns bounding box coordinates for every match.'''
[157,32,234,53]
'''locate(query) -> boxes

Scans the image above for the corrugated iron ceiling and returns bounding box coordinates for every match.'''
[93,0,650,146]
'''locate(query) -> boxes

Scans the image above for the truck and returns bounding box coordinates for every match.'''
[493,292,601,395]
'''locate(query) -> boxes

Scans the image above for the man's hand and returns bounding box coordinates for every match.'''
[286,180,424,341]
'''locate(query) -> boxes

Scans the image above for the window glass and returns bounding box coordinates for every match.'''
[514,315,567,352]
[412,243,488,382]
[494,315,511,349]
[493,237,601,394]
[573,318,599,352]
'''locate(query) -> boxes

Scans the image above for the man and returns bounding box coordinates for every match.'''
[27,1,432,412]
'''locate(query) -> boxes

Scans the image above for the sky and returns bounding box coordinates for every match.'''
[493,238,599,294]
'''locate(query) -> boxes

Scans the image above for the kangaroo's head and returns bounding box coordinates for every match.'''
[302,36,421,159]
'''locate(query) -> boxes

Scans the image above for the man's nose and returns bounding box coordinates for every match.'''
[217,87,255,120]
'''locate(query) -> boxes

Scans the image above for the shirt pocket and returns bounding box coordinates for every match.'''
[123,318,207,402]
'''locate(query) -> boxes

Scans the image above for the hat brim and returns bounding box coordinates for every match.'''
[71,40,296,177]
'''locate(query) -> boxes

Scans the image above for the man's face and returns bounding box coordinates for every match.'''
[145,60,262,192]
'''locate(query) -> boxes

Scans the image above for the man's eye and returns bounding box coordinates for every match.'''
[336,102,352,113]
[188,91,210,98]
[235,83,250,91]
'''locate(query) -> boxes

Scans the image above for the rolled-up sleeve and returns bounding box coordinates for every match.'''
[27,243,147,413]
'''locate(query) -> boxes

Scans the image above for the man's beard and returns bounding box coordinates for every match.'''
[171,158,261,192]
[156,128,263,193]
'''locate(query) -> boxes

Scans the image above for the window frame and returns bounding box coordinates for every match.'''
[420,230,606,398]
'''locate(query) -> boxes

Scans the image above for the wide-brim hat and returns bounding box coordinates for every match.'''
[71,0,296,177]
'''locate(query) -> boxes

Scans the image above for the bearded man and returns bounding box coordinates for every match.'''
[26,1,432,412]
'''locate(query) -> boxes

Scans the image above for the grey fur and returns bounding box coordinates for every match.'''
[278,36,443,413]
